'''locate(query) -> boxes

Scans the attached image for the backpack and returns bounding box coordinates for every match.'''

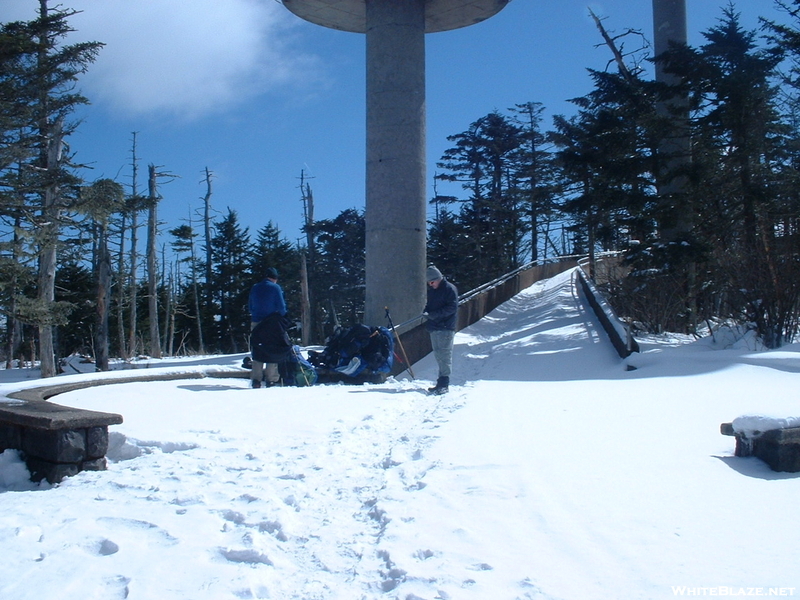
[250,313,292,364]
[308,324,394,377]
[287,345,318,387]
[361,326,394,373]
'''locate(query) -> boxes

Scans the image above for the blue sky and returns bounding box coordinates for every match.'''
[0,0,790,250]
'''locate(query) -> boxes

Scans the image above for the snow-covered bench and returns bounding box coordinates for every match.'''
[0,369,246,484]
[0,391,122,484]
[0,365,249,483]
[721,415,800,473]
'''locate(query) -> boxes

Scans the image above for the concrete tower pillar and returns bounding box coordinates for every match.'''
[365,0,427,326]
[652,0,691,239]
[652,0,687,87]
[281,0,510,327]
[652,0,695,330]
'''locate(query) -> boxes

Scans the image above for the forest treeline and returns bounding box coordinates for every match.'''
[3,2,800,376]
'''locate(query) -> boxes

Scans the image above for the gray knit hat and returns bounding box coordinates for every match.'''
[426,265,443,282]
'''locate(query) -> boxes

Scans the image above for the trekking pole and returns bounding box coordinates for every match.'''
[385,307,415,380]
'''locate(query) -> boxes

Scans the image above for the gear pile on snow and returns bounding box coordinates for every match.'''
[307,324,394,383]
[285,346,319,387]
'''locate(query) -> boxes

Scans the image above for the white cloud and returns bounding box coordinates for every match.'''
[2,0,322,120]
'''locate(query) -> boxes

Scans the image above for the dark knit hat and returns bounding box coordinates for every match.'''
[265,267,278,280]
[426,265,443,282]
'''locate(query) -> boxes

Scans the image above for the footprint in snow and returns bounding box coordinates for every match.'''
[96,517,178,545]
[221,509,247,525]
[219,548,273,565]
[258,520,288,542]
[97,538,119,556]
[100,575,130,599]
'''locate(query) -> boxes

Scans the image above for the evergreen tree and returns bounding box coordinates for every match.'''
[0,20,33,366]
[53,258,94,358]
[509,102,559,262]
[313,209,365,330]
[552,65,661,270]
[427,206,467,293]
[210,208,252,353]
[666,6,793,345]
[0,3,102,376]
[548,13,707,332]
[436,111,526,290]
[169,222,205,354]
[80,178,124,370]
[249,221,300,320]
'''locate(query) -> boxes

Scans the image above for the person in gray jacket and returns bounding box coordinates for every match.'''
[423,265,458,395]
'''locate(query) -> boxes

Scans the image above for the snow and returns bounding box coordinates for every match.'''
[1,268,799,600]
[732,415,800,436]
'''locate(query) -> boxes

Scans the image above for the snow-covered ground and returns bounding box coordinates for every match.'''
[1,268,798,600]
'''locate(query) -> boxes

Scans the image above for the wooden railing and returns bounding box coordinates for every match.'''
[388,253,644,375]
[390,257,579,375]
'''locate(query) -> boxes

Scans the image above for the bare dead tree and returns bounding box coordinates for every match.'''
[145,164,176,358]
[189,210,205,354]
[146,164,162,358]
[128,133,141,358]
[588,7,649,82]
[299,170,320,342]
[202,167,214,341]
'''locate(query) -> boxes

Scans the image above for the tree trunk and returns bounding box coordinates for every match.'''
[300,252,311,346]
[189,213,205,354]
[203,167,213,345]
[300,174,318,343]
[37,117,64,378]
[160,245,170,353]
[166,267,175,356]
[34,1,60,378]
[587,211,597,281]
[128,134,140,357]
[95,222,111,371]
[147,164,162,358]
[115,211,128,359]
[5,215,23,369]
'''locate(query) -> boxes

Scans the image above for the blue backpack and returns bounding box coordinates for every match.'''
[308,325,394,377]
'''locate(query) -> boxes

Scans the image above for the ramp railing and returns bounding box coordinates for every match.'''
[576,257,639,358]
[389,257,579,376]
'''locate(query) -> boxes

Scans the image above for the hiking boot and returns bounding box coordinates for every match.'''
[428,376,449,396]
[251,380,262,389]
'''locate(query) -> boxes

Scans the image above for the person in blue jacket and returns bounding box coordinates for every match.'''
[249,267,287,388]
[423,265,458,395]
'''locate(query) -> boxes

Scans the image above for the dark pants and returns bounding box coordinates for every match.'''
[251,321,280,384]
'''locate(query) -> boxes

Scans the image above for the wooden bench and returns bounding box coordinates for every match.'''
[1,369,246,484]
[721,421,800,473]
[1,400,122,484]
